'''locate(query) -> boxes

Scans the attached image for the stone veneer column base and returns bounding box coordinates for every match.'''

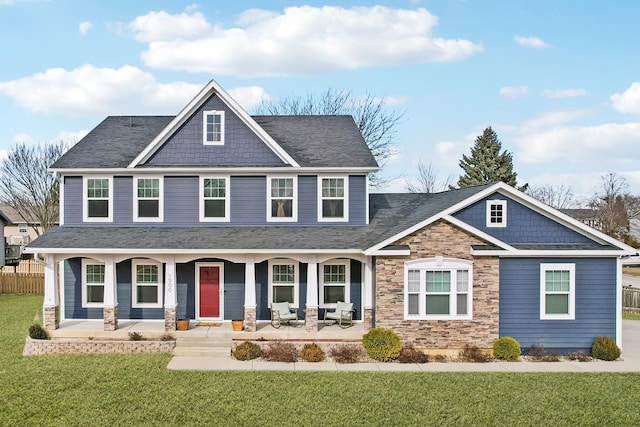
[103,306,118,331]
[43,306,59,331]
[164,307,176,332]
[305,307,318,332]
[244,306,257,332]
[363,308,373,331]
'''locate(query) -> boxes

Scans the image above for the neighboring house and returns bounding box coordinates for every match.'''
[0,203,44,247]
[26,80,637,353]
[560,208,601,231]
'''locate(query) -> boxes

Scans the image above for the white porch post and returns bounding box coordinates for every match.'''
[164,256,177,332]
[244,255,257,332]
[43,254,59,330]
[305,256,319,331]
[363,256,374,330]
[102,256,118,331]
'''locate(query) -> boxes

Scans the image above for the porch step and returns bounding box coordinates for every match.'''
[173,336,233,358]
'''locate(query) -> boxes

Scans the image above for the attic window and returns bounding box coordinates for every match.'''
[203,110,225,145]
[486,200,507,228]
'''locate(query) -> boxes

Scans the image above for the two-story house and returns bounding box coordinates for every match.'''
[27,80,637,353]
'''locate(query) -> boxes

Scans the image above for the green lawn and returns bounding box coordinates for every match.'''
[623,311,640,320]
[2,295,640,426]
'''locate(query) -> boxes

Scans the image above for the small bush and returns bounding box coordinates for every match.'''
[263,341,298,362]
[432,354,448,363]
[299,343,325,362]
[493,336,521,361]
[161,333,174,341]
[233,342,262,361]
[527,345,545,361]
[362,328,401,362]
[459,344,492,362]
[28,324,48,340]
[567,352,592,362]
[329,344,363,363]
[398,343,429,364]
[591,336,621,361]
[128,331,143,341]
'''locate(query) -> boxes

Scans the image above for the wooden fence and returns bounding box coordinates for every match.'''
[0,260,44,294]
[623,286,640,313]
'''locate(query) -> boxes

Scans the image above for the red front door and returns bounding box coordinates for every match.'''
[199,266,220,318]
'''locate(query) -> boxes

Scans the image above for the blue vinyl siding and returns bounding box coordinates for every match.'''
[145,95,285,167]
[63,258,102,320]
[349,175,367,226]
[499,258,617,351]
[176,262,196,320]
[224,262,245,320]
[230,176,266,225]
[453,193,595,244]
[64,176,83,225]
[298,175,318,224]
[256,261,269,320]
[113,177,132,224]
[349,259,362,320]
[164,176,199,225]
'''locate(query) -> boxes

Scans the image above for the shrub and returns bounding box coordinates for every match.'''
[459,344,492,362]
[128,331,143,341]
[398,343,429,363]
[527,345,545,361]
[329,344,363,363]
[567,352,591,362]
[262,341,298,362]
[362,328,401,362]
[28,324,48,340]
[591,336,621,361]
[492,337,521,361]
[299,343,325,362]
[233,342,262,361]
[161,333,174,341]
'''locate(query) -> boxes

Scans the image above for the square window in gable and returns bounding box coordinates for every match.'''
[486,200,507,228]
[203,110,225,145]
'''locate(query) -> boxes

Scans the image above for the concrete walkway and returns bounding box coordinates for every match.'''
[167,320,640,373]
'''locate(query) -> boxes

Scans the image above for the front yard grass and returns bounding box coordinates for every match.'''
[623,266,640,276]
[623,311,640,320]
[2,295,640,426]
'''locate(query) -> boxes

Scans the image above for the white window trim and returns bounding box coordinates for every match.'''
[319,260,350,308]
[199,176,230,222]
[268,259,299,308]
[132,259,163,309]
[540,263,575,320]
[18,223,28,233]
[83,176,113,222]
[317,175,349,222]
[203,110,225,145]
[266,176,298,222]
[486,199,507,228]
[133,176,164,222]
[81,259,105,308]
[404,257,473,320]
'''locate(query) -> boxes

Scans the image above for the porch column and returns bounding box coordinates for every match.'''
[305,257,319,332]
[43,255,59,331]
[164,256,177,332]
[363,256,374,330]
[102,256,118,331]
[244,256,257,332]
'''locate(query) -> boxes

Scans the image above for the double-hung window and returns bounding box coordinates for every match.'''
[540,263,575,320]
[320,260,350,307]
[82,259,105,307]
[134,177,163,221]
[404,258,473,320]
[203,110,225,145]
[268,260,299,307]
[318,176,348,221]
[84,177,112,221]
[200,177,229,222]
[486,200,507,227]
[267,177,296,221]
[132,260,163,308]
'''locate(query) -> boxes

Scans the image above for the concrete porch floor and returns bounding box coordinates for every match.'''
[47,320,365,341]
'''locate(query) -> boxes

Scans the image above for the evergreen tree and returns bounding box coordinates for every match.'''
[456,127,521,189]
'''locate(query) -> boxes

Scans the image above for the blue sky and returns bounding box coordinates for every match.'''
[2,0,640,200]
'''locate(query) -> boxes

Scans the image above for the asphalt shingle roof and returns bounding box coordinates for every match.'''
[52,115,377,169]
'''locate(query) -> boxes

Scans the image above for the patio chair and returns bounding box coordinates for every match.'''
[323,301,354,328]
[270,302,299,328]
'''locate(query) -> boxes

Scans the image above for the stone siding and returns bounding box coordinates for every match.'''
[244,306,257,332]
[23,337,175,356]
[103,306,118,331]
[305,307,318,332]
[43,306,59,331]
[375,220,499,350]
[164,307,176,332]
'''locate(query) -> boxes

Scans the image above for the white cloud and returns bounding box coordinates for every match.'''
[499,86,529,99]
[227,86,270,110]
[131,6,483,77]
[611,82,640,114]
[542,88,588,98]
[0,0,15,5]
[56,130,89,145]
[0,65,267,115]
[12,133,34,144]
[514,35,549,48]
[522,109,595,129]
[79,21,92,35]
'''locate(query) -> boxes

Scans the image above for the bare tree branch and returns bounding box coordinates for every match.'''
[0,142,66,236]
[588,172,631,241]
[405,160,452,193]
[526,184,575,209]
